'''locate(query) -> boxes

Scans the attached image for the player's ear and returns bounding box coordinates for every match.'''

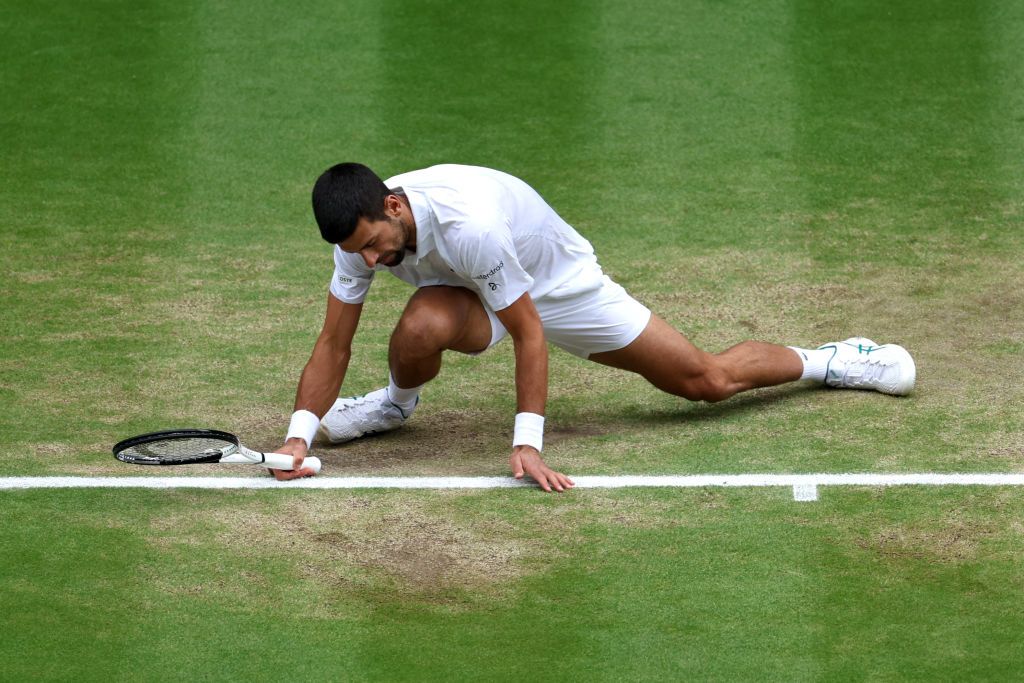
[384,194,403,217]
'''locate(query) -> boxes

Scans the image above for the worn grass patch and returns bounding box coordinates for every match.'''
[18,244,1020,479]
[140,490,556,612]
[6,241,1021,480]
[293,245,1024,478]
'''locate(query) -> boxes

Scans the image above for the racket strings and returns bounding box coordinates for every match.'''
[120,437,228,462]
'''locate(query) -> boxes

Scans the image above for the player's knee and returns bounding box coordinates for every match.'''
[672,366,736,403]
[392,306,457,358]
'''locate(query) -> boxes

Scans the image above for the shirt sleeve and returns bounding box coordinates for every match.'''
[449,217,534,311]
[328,246,375,303]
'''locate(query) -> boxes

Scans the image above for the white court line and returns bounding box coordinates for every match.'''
[2,474,1023,500]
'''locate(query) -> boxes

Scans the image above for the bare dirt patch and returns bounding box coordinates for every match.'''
[546,423,610,445]
[311,408,510,475]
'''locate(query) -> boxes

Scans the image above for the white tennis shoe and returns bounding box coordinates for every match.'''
[818,337,916,396]
[318,388,415,444]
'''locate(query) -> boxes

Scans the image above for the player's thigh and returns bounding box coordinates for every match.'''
[588,314,711,385]
[396,286,493,353]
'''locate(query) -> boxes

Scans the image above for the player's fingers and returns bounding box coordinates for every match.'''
[510,453,525,479]
[537,467,573,493]
[557,472,574,489]
[529,466,553,492]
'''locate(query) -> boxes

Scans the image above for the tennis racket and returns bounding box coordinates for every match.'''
[112,429,322,473]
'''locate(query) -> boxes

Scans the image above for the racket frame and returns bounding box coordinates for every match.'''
[112,429,320,472]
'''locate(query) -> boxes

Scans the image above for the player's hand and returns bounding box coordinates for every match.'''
[510,445,574,493]
[269,438,318,480]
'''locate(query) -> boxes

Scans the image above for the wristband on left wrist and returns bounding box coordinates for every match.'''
[513,412,545,452]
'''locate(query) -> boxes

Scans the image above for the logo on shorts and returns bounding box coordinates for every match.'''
[473,260,504,281]
[337,274,354,285]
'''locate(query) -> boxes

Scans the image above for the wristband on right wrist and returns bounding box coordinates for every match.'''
[285,409,320,449]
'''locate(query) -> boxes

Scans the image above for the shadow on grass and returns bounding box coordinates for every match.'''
[315,382,832,472]
[614,382,826,426]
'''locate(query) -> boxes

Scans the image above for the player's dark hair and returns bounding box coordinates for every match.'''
[311,162,390,243]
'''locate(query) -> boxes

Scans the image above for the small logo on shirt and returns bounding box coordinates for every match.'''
[473,260,504,280]
[337,275,354,284]
[489,282,499,291]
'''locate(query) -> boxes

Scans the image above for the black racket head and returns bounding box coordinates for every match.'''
[112,429,240,466]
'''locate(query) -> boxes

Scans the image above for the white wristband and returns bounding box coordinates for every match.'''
[513,412,545,452]
[286,409,320,449]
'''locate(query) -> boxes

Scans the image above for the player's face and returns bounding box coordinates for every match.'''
[340,215,409,268]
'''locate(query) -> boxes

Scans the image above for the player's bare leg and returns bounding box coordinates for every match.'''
[318,286,492,443]
[388,285,493,387]
[588,314,803,402]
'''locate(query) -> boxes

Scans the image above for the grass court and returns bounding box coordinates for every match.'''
[2,1,1023,680]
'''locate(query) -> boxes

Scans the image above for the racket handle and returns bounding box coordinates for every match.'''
[261,452,323,474]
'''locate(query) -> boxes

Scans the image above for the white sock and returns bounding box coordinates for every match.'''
[788,347,834,382]
[386,373,422,413]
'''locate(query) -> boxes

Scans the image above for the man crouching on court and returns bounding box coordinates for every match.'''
[271,163,915,489]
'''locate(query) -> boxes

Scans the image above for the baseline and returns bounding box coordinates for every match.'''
[2,473,1023,501]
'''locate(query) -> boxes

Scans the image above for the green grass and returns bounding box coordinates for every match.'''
[2,0,1023,679]
[2,488,1022,681]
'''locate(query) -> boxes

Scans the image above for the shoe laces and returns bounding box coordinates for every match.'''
[336,393,403,417]
[840,355,892,385]
[337,395,371,411]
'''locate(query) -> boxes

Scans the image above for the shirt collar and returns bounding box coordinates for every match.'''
[398,187,435,266]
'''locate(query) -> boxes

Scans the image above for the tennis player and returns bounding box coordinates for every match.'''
[273,163,915,488]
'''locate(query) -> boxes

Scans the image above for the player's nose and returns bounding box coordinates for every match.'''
[361,251,377,268]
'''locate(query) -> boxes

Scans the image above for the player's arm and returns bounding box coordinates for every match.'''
[495,292,574,493]
[294,293,363,417]
[272,293,363,480]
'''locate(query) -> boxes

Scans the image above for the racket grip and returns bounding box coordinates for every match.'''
[262,452,323,474]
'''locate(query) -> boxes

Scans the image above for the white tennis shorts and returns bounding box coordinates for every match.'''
[479,275,652,358]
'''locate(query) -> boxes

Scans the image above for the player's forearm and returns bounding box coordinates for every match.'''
[512,330,548,415]
[293,337,351,418]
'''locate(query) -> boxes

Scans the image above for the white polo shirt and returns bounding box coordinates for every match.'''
[328,165,606,312]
